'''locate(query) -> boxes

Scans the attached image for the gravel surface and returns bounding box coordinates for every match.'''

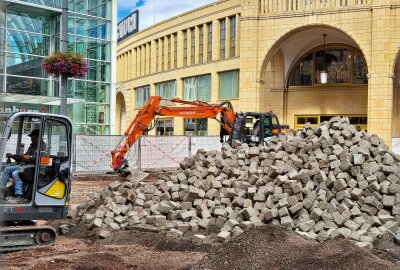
[190,225,400,270]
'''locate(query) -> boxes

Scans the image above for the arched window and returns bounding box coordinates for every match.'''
[289,46,367,86]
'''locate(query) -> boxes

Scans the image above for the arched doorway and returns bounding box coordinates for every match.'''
[260,26,368,132]
[116,92,127,135]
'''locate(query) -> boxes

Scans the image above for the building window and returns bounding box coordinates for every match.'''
[161,38,165,71]
[199,25,204,64]
[147,42,151,75]
[191,28,195,65]
[156,119,174,136]
[173,33,177,68]
[135,85,150,109]
[184,119,208,136]
[219,70,239,99]
[220,19,226,60]
[168,35,171,70]
[156,40,159,72]
[138,46,141,77]
[230,16,236,57]
[294,115,367,131]
[183,30,188,67]
[184,74,211,101]
[143,45,146,75]
[156,80,176,105]
[289,46,368,86]
[207,23,212,62]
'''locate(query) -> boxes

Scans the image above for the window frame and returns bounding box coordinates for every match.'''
[219,69,239,99]
[156,118,174,136]
[288,44,368,87]
[220,19,226,60]
[135,85,150,109]
[156,80,176,105]
[183,74,211,101]
[184,118,208,136]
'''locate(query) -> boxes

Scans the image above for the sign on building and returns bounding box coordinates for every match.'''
[117,10,139,42]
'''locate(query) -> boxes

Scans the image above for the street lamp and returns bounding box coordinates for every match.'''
[320,34,328,84]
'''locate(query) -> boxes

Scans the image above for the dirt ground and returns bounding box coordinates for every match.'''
[2,174,400,270]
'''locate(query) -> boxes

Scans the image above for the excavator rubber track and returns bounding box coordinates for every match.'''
[0,225,57,252]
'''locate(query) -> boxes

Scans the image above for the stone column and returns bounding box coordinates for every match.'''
[368,5,394,146]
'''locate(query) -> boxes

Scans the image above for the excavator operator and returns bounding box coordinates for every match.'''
[0,129,45,203]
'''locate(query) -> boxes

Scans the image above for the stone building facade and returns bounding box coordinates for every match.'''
[116,0,400,146]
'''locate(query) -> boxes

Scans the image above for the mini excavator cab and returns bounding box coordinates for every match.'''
[226,112,281,146]
[0,112,72,252]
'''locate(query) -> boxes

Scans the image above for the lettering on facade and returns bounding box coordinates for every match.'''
[0,106,40,113]
[117,10,139,42]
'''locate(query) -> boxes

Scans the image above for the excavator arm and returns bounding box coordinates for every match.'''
[111,96,235,173]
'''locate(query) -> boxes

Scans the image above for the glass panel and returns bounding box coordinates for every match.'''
[156,119,174,136]
[87,60,109,82]
[156,81,176,105]
[0,9,5,28]
[143,85,150,104]
[198,75,211,101]
[7,10,50,35]
[353,50,368,84]
[191,28,195,65]
[69,16,109,39]
[7,30,50,56]
[136,87,143,108]
[220,19,225,60]
[0,75,4,92]
[165,120,173,135]
[184,77,197,101]
[230,16,236,57]
[6,76,49,96]
[207,23,212,62]
[219,70,239,99]
[69,0,111,19]
[14,0,62,8]
[0,52,4,74]
[75,36,109,61]
[85,103,109,124]
[6,53,45,78]
[315,48,351,84]
[197,119,207,136]
[290,53,313,86]
[0,28,5,51]
[185,119,208,136]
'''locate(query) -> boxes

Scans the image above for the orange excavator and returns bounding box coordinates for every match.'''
[111,96,282,175]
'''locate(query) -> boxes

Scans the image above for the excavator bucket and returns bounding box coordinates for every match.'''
[126,169,149,186]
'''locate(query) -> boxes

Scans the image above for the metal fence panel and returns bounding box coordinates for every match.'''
[191,136,222,156]
[140,136,189,169]
[73,135,139,173]
[392,138,400,155]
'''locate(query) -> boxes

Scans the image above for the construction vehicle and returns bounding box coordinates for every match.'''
[111,96,282,175]
[0,112,72,252]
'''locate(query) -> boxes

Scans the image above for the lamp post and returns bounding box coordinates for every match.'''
[60,0,68,116]
[320,34,328,84]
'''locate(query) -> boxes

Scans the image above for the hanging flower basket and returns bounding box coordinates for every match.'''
[41,51,88,78]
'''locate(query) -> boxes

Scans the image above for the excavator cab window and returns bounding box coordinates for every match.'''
[0,115,42,203]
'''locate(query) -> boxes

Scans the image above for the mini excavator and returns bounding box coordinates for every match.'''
[111,96,282,175]
[0,112,72,252]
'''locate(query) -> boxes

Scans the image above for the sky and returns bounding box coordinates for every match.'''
[118,0,217,31]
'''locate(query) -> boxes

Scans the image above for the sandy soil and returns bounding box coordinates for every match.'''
[2,174,400,270]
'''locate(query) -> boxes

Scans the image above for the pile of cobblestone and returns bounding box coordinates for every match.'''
[72,116,400,248]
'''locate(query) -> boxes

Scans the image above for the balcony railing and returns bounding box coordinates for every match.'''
[259,0,370,14]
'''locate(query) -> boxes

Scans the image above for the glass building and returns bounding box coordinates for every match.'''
[0,0,116,134]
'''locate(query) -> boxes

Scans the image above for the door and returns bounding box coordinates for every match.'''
[34,117,71,206]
